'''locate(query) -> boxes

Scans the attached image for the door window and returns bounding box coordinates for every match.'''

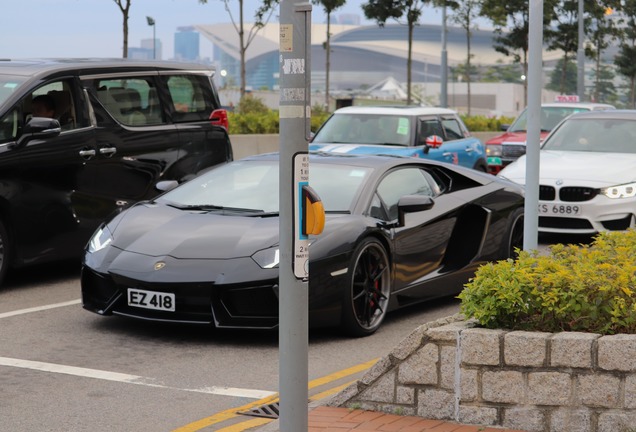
[374,168,440,221]
[441,116,465,141]
[94,77,163,126]
[418,118,444,143]
[163,74,216,123]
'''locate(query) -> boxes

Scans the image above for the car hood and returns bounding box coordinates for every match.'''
[111,204,280,259]
[485,131,549,145]
[500,151,636,187]
[309,143,417,156]
[109,204,356,260]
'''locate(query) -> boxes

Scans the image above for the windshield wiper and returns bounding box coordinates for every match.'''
[166,203,264,213]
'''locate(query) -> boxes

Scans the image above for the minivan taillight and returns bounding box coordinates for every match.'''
[210,109,229,130]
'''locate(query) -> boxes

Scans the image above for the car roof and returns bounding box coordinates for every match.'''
[0,58,214,78]
[332,105,459,116]
[540,102,615,110]
[561,109,636,120]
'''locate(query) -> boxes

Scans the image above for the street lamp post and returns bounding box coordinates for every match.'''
[146,16,156,60]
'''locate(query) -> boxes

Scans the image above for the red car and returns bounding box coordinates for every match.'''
[486,102,614,174]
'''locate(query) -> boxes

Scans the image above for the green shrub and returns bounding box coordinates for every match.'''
[227,103,331,135]
[461,114,515,132]
[459,229,636,335]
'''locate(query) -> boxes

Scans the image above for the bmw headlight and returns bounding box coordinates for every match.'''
[251,247,280,269]
[88,225,113,253]
[601,182,636,199]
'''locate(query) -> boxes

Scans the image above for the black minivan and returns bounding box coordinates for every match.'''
[0,59,233,285]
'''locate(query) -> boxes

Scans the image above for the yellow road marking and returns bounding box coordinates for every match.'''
[172,358,378,432]
[215,417,273,432]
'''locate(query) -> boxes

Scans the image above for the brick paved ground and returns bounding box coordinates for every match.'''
[305,406,528,432]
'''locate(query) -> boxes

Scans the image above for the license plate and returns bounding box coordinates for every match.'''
[487,156,502,166]
[127,288,175,312]
[538,203,581,216]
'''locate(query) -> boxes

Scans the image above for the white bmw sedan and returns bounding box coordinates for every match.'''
[498,110,636,235]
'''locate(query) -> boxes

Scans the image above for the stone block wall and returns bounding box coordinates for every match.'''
[328,315,636,432]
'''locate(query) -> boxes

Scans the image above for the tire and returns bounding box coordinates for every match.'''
[472,159,488,172]
[0,219,10,288]
[503,207,524,259]
[341,238,391,337]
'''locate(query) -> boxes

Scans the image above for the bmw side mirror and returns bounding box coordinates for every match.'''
[397,195,434,227]
[155,180,179,192]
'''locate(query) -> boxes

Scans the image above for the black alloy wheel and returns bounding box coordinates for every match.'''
[0,219,9,288]
[506,208,524,259]
[342,238,391,337]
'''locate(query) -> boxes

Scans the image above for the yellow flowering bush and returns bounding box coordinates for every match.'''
[459,229,636,334]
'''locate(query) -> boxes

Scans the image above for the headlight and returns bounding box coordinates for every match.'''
[486,144,502,157]
[601,182,636,199]
[88,226,113,253]
[251,247,280,269]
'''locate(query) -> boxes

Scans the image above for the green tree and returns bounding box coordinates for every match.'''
[313,0,347,109]
[585,2,621,102]
[112,0,132,58]
[544,0,578,95]
[615,0,636,106]
[200,0,276,98]
[546,58,577,94]
[449,0,480,115]
[362,0,429,105]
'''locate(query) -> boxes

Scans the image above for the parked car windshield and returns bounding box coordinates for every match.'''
[509,107,591,133]
[313,113,412,146]
[542,117,636,153]
[0,76,27,106]
[156,159,372,213]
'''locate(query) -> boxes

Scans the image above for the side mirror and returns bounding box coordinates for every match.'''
[397,195,434,227]
[155,180,179,192]
[425,135,444,148]
[14,117,61,148]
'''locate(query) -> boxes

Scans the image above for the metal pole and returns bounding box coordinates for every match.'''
[278,1,311,431]
[440,5,448,108]
[153,24,156,59]
[577,0,584,100]
[524,0,543,251]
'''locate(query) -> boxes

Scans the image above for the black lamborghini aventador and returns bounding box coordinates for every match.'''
[81,152,524,336]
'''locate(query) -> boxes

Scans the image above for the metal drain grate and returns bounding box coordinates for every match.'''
[238,402,280,419]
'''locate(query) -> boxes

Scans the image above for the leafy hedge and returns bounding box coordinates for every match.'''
[459,230,636,335]
[225,97,513,134]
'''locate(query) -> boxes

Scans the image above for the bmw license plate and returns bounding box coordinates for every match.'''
[127,288,175,312]
[538,203,581,216]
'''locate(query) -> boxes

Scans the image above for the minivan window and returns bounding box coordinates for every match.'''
[0,76,26,106]
[95,77,164,126]
[164,74,215,123]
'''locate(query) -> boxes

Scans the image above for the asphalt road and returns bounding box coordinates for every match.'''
[0,260,463,432]
[0,231,596,432]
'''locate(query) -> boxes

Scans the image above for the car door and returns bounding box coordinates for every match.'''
[160,72,232,179]
[0,76,99,264]
[82,73,182,217]
[417,115,485,169]
[371,167,459,298]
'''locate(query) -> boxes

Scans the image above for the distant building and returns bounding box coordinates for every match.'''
[175,26,200,61]
[334,14,360,25]
[127,38,163,60]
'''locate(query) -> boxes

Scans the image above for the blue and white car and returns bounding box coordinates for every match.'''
[310,106,487,171]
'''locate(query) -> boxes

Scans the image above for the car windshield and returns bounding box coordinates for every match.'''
[542,117,636,153]
[0,75,27,107]
[313,113,412,146]
[509,107,591,133]
[156,159,372,213]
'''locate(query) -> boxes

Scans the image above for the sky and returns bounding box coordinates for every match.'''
[1,0,450,60]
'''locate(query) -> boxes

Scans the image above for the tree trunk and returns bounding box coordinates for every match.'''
[466,29,471,116]
[407,22,413,105]
[326,13,331,109]
[239,0,246,98]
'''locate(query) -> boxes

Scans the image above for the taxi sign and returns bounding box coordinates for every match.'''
[554,95,579,103]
